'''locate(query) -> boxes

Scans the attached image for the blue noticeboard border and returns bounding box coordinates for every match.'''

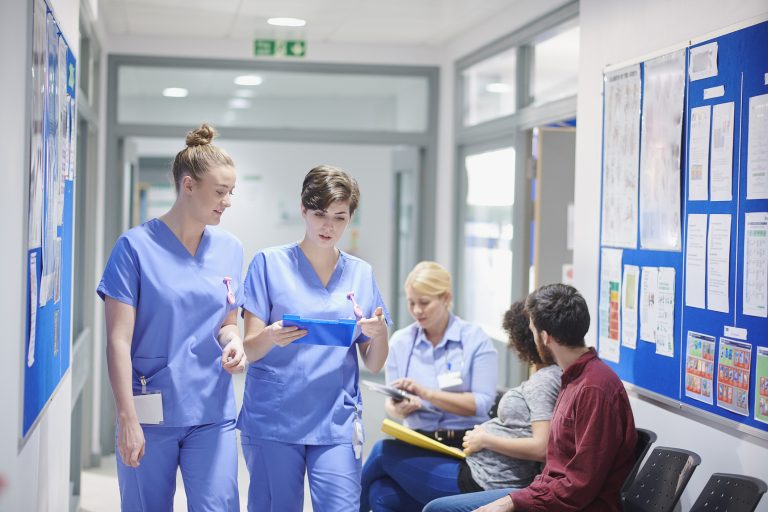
[22,0,76,439]
[282,315,357,347]
[597,19,768,436]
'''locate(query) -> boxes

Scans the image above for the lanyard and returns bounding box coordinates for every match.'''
[404,326,464,378]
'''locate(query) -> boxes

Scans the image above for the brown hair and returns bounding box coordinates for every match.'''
[301,165,360,215]
[525,284,590,348]
[171,123,234,191]
[503,301,544,365]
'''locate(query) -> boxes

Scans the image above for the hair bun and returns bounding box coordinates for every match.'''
[186,123,217,147]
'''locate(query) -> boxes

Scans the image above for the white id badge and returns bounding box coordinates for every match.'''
[133,393,164,424]
[437,371,464,390]
[353,417,365,460]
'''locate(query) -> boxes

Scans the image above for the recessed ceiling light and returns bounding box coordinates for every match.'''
[485,83,512,93]
[235,89,256,98]
[162,87,188,97]
[267,17,306,27]
[234,74,263,86]
[228,98,251,109]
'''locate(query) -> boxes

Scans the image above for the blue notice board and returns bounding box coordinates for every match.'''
[597,20,768,434]
[23,0,77,438]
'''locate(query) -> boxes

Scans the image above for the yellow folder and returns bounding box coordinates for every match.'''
[380,418,466,460]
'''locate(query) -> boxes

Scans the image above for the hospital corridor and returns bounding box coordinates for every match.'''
[1,0,767,511]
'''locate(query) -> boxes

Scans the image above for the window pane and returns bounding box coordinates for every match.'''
[532,23,579,105]
[117,66,428,132]
[462,147,515,341]
[462,47,517,126]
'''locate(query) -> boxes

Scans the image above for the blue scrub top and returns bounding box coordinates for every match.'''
[385,315,498,431]
[97,218,244,427]
[238,243,391,445]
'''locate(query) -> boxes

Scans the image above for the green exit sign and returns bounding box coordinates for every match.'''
[253,39,277,56]
[284,40,306,57]
[253,39,307,58]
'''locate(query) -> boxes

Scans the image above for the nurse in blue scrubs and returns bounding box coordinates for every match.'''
[239,164,391,512]
[98,124,245,511]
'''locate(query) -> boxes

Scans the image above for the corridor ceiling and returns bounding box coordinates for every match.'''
[99,0,518,46]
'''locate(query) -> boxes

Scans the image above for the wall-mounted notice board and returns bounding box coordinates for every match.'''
[23,0,77,438]
[597,18,768,436]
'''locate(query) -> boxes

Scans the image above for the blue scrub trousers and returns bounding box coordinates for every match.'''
[360,439,462,512]
[241,436,361,512]
[116,419,239,511]
[422,489,518,512]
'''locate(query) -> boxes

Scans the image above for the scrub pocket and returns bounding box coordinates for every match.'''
[246,366,285,410]
[131,356,170,394]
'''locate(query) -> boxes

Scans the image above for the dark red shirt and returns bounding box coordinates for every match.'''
[511,348,636,512]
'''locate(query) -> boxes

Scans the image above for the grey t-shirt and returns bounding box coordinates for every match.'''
[465,364,562,490]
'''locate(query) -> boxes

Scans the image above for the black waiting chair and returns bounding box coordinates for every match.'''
[621,428,658,498]
[622,447,701,512]
[487,388,507,419]
[690,473,767,512]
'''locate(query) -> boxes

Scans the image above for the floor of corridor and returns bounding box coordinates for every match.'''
[78,370,388,511]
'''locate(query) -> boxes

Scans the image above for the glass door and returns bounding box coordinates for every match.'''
[460,146,517,342]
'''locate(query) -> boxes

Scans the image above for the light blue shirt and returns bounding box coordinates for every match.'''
[237,243,391,445]
[385,315,498,431]
[97,218,244,426]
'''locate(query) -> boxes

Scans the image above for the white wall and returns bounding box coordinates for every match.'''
[0,0,79,510]
[575,1,768,509]
[134,138,395,305]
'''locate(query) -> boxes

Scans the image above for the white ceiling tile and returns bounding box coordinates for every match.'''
[102,0,526,46]
[123,4,234,37]
[100,1,130,34]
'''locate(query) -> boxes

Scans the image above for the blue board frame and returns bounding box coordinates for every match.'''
[22,0,76,438]
[597,20,768,435]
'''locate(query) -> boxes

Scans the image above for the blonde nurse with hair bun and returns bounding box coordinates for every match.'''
[98,123,244,511]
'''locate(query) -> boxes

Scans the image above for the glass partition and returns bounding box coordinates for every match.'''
[118,66,429,132]
[462,47,517,127]
[461,147,516,341]
[531,22,579,105]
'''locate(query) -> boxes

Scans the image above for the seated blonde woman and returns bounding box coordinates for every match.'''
[360,298,561,512]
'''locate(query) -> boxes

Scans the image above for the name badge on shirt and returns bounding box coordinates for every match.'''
[437,371,463,390]
[133,393,164,424]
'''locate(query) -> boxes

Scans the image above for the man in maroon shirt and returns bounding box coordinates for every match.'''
[424,284,637,512]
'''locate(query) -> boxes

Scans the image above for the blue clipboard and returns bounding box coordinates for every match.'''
[282,314,357,347]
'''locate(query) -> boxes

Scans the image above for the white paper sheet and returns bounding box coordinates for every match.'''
[685,214,707,309]
[703,86,725,100]
[601,65,641,248]
[27,252,38,368]
[599,248,623,363]
[640,267,658,343]
[655,267,676,357]
[710,102,734,201]
[27,0,46,249]
[640,50,685,250]
[689,42,718,81]
[688,105,711,201]
[707,214,731,313]
[744,211,768,317]
[621,265,640,349]
[747,94,768,199]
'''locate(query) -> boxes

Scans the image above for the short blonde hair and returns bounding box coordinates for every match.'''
[405,261,452,297]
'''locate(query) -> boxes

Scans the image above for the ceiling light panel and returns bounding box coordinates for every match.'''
[267,17,306,27]
[234,75,263,86]
[162,87,188,97]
